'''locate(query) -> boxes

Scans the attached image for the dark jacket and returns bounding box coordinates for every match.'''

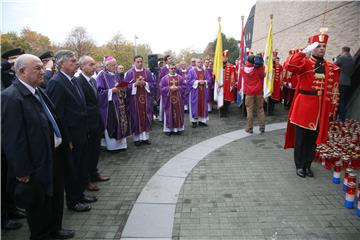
[76,73,102,131]
[335,53,354,86]
[1,79,65,195]
[46,71,88,145]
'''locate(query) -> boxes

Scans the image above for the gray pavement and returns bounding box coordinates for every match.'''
[3,104,359,240]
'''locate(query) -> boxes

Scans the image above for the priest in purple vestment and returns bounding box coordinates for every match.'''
[179,61,189,111]
[187,58,211,128]
[158,55,182,121]
[204,58,214,112]
[124,55,154,146]
[96,56,130,151]
[160,63,186,135]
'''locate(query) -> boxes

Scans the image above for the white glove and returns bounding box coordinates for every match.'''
[302,42,319,54]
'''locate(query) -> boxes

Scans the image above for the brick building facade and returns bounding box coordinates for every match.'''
[250,0,360,62]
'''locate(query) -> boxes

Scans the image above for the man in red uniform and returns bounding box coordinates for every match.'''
[220,50,236,117]
[282,50,293,109]
[269,51,283,115]
[286,49,299,110]
[284,29,340,178]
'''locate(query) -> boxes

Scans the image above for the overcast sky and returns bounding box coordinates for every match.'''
[2,0,256,54]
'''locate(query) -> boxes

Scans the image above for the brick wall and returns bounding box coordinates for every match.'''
[251,0,360,62]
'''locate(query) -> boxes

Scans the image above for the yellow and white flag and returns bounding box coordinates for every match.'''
[263,14,273,98]
[213,17,224,108]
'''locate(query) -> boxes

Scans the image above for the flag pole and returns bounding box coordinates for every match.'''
[266,14,273,115]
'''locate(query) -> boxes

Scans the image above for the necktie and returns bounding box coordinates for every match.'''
[89,78,98,97]
[35,89,62,138]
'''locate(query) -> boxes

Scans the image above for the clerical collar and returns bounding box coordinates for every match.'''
[166,64,169,69]
[60,70,73,81]
[135,67,144,72]
[169,73,177,76]
[196,67,203,71]
[18,78,36,95]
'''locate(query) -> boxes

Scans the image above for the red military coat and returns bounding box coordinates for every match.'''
[271,63,283,101]
[223,63,236,102]
[284,53,340,148]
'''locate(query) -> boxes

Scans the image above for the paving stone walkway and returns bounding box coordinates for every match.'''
[3,105,359,240]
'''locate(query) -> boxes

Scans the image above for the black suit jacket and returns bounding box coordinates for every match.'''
[46,72,88,145]
[76,73,101,131]
[1,79,65,195]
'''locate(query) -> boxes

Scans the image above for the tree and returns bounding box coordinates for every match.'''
[203,42,215,60]
[20,27,53,54]
[1,32,31,54]
[136,43,152,67]
[64,26,95,57]
[211,33,240,64]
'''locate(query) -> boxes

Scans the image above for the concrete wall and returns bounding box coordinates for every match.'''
[251,0,360,62]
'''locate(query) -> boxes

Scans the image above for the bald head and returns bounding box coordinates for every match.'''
[79,55,96,77]
[15,54,44,87]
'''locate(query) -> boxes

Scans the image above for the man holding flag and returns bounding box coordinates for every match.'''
[236,15,247,114]
[220,50,236,117]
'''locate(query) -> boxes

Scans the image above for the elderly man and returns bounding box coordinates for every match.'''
[2,54,74,239]
[47,50,96,212]
[284,29,340,178]
[76,56,110,191]
[124,55,154,146]
[96,56,130,151]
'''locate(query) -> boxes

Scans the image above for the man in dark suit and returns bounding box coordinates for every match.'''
[2,54,74,239]
[39,51,55,89]
[335,46,355,122]
[46,50,97,212]
[76,55,110,192]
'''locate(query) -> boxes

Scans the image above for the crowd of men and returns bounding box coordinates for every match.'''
[1,27,355,239]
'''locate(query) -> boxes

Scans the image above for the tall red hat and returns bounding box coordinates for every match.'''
[308,28,329,44]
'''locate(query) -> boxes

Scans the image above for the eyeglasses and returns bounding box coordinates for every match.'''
[169,67,176,70]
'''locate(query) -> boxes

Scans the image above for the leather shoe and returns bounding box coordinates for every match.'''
[2,220,22,230]
[86,182,99,191]
[245,128,253,134]
[51,229,75,239]
[306,168,314,177]
[9,208,26,219]
[80,195,98,203]
[142,140,151,145]
[192,123,197,128]
[134,141,141,146]
[165,132,171,136]
[198,122,208,127]
[67,202,91,212]
[92,175,110,182]
[296,168,306,178]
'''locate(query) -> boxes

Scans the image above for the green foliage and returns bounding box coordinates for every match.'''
[212,33,240,64]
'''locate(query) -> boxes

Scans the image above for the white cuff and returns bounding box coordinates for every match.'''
[192,80,198,89]
[108,89,113,101]
[131,83,137,95]
[145,82,150,93]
